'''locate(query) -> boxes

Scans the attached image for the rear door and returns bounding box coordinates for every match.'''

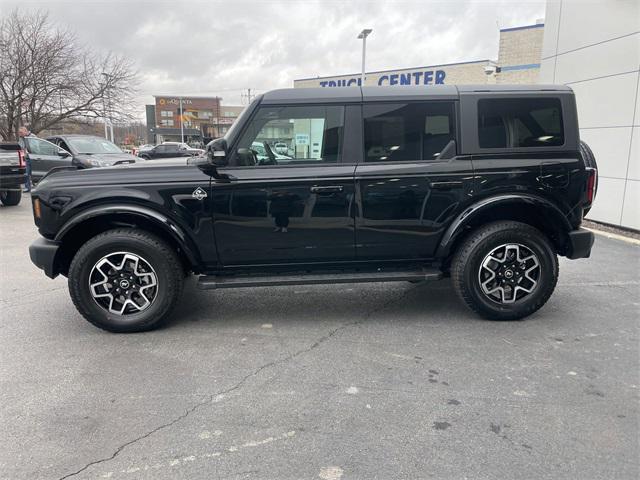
[212,103,359,266]
[354,100,474,260]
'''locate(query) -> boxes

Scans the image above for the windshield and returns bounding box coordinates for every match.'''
[66,137,123,154]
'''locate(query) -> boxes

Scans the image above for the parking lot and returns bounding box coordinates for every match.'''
[0,197,638,480]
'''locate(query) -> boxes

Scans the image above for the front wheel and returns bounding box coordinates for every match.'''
[451,221,558,320]
[68,229,184,332]
[0,190,22,206]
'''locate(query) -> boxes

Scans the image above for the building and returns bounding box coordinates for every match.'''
[145,96,245,145]
[294,22,544,89]
[540,0,639,230]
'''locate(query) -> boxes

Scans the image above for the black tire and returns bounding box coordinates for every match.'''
[451,221,558,321]
[0,190,22,206]
[579,140,598,215]
[68,228,184,332]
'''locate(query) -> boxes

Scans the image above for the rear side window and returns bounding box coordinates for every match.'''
[478,98,564,149]
[363,102,455,162]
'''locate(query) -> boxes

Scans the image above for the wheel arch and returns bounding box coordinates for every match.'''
[437,194,572,265]
[53,205,201,276]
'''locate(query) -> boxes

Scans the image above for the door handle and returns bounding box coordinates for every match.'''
[310,185,344,194]
[429,181,463,190]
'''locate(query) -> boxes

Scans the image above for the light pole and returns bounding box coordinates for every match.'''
[179,96,184,144]
[101,72,114,142]
[357,29,372,86]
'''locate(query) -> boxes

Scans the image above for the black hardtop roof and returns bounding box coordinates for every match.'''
[260,85,573,104]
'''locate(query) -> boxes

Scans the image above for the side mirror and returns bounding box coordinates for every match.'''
[206,138,228,167]
[58,149,70,158]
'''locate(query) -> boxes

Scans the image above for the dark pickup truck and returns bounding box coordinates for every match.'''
[29,85,597,332]
[0,143,26,206]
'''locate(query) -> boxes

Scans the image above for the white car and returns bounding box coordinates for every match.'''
[251,141,292,164]
[274,142,289,155]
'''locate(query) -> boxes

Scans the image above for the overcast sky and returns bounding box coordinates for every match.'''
[1,0,545,107]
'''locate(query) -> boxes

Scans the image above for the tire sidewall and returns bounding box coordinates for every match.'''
[70,233,180,332]
[463,227,557,319]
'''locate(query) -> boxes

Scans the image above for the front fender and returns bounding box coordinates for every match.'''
[54,204,201,266]
[436,194,573,258]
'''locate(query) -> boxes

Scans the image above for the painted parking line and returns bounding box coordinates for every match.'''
[584,227,640,246]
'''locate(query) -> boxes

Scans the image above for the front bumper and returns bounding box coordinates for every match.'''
[566,228,595,259]
[29,237,61,278]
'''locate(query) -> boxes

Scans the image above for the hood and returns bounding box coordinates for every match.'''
[34,157,207,191]
[74,152,142,167]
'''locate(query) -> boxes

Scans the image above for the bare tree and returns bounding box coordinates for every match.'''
[0,9,138,140]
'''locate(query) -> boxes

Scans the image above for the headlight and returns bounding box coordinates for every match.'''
[86,158,111,167]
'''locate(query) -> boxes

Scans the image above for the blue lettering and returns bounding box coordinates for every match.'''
[328,81,337,87]
[435,70,446,84]
[424,71,434,85]
[412,71,423,84]
[347,78,358,86]
[378,75,389,86]
[389,74,399,85]
[400,73,411,85]
[319,81,328,87]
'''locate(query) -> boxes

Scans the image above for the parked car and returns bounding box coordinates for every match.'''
[133,144,155,156]
[250,141,292,165]
[0,143,26,206]
[136,143,193,160]
[162,142,205,156]
[21,135,140,183]
[29,85,597,332]
[274,142,289,155]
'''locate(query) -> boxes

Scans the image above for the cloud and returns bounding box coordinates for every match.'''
[1,0,545,108]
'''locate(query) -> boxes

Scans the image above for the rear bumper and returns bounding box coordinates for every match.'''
[0,167,26,189]
[29,237,61,278]
[566,228,595,259]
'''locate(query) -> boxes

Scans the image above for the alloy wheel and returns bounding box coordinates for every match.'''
[478,243,541,304]
[89,252,158,315]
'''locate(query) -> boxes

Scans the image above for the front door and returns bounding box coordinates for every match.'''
[355,101,473,260]
[24,137,72,182]
[212,104,357,266]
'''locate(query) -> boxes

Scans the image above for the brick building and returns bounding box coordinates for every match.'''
[146,96,245,144]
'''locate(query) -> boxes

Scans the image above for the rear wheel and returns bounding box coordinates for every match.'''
[451,221,558,320]
[0,190,22,206]
[68,229,184,332]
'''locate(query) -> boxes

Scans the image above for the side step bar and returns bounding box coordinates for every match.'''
[197,269,442,290]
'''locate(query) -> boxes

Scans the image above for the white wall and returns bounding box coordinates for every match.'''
[540,0,640,230]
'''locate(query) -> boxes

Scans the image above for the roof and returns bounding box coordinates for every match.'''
[260,85,573,104]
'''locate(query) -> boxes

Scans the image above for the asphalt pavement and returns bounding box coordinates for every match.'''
[1,196,638,480]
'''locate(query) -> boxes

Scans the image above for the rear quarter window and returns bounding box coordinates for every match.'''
[478,98,564,149]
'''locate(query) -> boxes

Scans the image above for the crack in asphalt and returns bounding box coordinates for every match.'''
[57,285,417,479]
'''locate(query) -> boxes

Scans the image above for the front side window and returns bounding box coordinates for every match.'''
[26,138,59,156]
[233,105,344,167]
[363,102,455,162]
[478,98,564,149]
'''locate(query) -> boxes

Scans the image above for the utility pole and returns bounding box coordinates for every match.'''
[242,88,255,105]
[357,29,372,86]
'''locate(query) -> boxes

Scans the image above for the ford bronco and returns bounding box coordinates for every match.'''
[29,85,597,332]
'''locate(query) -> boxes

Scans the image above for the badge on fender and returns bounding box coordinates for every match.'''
[192,187,207,200]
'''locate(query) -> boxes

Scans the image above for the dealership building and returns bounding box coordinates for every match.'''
[294,22,544,88]
[541,0,639,230]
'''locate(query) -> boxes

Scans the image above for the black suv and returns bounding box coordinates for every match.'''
[136,143,194,160]
[29,85,597,332]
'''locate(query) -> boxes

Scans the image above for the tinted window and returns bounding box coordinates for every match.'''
[234,105,344,166]
[478,98,564,149]
[363,102,455,162]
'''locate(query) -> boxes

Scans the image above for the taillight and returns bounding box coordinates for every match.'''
[586,168,597,204]
[18,149,25,167]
